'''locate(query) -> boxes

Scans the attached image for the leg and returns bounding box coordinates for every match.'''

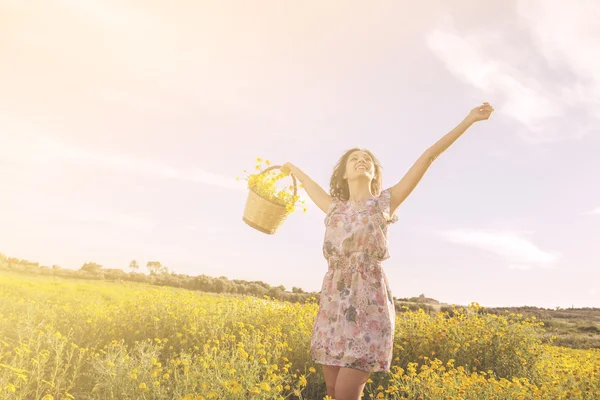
[334,367,370,400]
[322,364,341,398]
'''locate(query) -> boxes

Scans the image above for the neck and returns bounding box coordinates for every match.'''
[347,179,373,203]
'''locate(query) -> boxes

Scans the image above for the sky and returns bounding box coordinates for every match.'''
[1,0,599,309]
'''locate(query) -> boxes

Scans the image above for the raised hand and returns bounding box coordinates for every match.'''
[467,102,494,122]
[281,162,295,175]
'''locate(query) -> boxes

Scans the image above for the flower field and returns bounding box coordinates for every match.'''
[1,271,599,399]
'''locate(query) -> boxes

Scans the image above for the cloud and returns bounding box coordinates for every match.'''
[438,229,559,269]
[0,115,246,191]
[427,27,562,135]
[584,206,600,216]
[427,2,600,143]
[0,116,312,211]
[0,117,312,208]
[40,135,245,191]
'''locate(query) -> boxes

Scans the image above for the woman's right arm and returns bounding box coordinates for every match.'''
[283,162,331,214]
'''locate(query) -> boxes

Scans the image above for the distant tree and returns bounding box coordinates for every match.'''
[104,268,127,280]
[252,281,271,290]
[292,286,304,294]
[288,293,302,303]
[277,285,286,292]
[80,262,102,273]
[214,279,226,293]
[248,283,267,297]
[146,261,164,275]
[193,275,212,291]
[268,286,284,300]
[129,260,140,273]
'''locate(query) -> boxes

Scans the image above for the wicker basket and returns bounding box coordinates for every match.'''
[242,165,298,234]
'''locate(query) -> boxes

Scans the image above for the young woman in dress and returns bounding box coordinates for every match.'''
[282,102,494,400]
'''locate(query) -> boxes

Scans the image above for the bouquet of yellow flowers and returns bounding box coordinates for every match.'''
[238,158,306,234]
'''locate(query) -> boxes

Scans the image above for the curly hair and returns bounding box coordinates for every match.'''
[329,148,383,201]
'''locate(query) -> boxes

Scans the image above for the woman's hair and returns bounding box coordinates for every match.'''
[329,148,383,200]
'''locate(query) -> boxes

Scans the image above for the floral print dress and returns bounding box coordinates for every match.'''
[310,188,398,373]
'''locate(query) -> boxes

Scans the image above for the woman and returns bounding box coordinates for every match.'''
[283,102,494,400]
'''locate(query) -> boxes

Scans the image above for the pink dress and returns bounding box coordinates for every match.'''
[310,188,398,373]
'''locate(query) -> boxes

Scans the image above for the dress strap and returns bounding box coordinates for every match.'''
[378,188,399,224]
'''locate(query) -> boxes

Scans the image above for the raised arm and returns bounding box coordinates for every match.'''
[389,102,494,214]
[282,162,332,214]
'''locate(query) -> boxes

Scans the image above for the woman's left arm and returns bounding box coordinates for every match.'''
[389,102,494,214]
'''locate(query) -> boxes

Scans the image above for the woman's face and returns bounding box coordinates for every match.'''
[344,150,376,181]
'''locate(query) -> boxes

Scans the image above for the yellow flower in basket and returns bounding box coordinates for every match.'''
[238,158,306,234]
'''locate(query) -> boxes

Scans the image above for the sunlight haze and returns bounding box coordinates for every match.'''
[1,0,599,308]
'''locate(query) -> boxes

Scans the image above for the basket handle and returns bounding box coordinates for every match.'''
[257,165,298,197]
